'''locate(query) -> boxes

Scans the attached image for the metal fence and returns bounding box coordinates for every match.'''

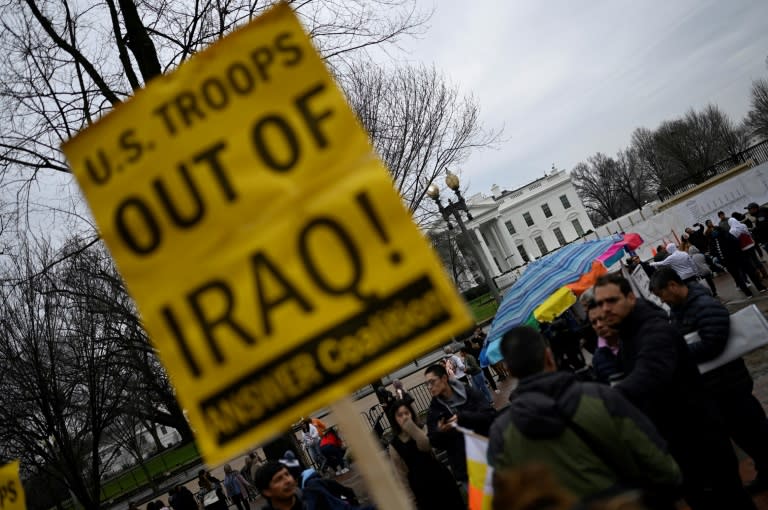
[657,139,768,202]
[359,382,433,442]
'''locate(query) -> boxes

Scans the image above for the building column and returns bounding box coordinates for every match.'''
[473,227,502,276]
[490,220,514,269]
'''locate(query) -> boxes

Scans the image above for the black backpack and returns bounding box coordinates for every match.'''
[301,477,373,510]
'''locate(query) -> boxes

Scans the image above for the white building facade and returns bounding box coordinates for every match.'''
[458,170,595,281]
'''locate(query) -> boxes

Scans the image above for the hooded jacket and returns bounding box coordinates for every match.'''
[487,371,680,499]
[426,379,495,482]
[668,283,752,395]
[614,299,705,423]
[687,246,712,277]
[728,217,750,239]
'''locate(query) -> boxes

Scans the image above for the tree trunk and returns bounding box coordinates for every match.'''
[142,419,165,453]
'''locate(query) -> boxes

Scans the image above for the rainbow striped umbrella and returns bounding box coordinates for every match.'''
[482,236,623,365]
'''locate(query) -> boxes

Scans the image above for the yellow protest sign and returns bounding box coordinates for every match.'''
[62,3,473,464]
[0,461,25,510]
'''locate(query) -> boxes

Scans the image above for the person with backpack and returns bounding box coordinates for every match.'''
[224,463,254,510]
[487,326,681,507]
[458,347,493,404]
[301,419,327,473]
[197,470,227,510]
[319,428,349,476]
[443,346,468,384]
[169,485,197,510]
[254,461,374,510]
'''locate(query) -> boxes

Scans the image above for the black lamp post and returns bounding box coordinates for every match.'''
[427,170,502,304]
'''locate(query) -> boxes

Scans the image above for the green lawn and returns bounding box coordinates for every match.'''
[100,442,200,501]
[468,294,498,323]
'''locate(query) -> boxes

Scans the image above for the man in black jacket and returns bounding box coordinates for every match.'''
[593,273,755,510]
[747,202,768,249]
[686,224,709,253]
[424,363,495,486]
[650,268,768,493]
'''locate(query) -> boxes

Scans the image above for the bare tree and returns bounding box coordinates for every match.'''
[427,228,477,289]
[630,127,674,190]
[0,240,127,510]
[614,148,656,210]
[652,104,741,179]
[106,413,161,494]
[0,0,429,204]
[51,237,194,443]
[571,153,633,225]
[343,63,501,225]
[746,78,768,142]
[628,105,746,198]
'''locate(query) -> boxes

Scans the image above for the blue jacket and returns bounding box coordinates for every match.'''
[592,346,619,384]
[668,283,752,395]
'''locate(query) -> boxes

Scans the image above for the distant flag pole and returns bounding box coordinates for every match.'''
[458,426,493,510]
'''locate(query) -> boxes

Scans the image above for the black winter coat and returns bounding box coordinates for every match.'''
[592,346,620,384]
[615,299,705,424]
[710,231,745,266]
[426,382,495,482]
[688,224,709,253]
[669,284,753,396]
[752,206,768,244]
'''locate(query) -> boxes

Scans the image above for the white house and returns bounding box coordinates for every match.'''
[435,170,594,286]
[101,423,183,475]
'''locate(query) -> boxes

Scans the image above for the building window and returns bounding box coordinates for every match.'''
[535,236,548,255]
[560,194,571,209]
[504,220,516,235]
[523,212,534,226]
[160,426,168,435]
[553,227,566,246]
[517,244,530,263]
[541,203,552,218]
[572,218,585,237]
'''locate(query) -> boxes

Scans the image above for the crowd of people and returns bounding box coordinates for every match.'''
[254,264,768,509]
[627,202,768,298]
[140,203,768,510]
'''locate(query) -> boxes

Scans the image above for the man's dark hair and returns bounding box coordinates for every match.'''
[594,273,633,295]
[424,363,447,379]
[500,326,549,379]
[254,461,288,492]
[649,267,683,292]
[718,211,725,216]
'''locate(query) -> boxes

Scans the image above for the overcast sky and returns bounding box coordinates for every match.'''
[394,0,768,195]
[11,0,768,245]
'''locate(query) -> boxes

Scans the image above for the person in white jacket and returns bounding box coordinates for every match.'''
[650,243,699,283]
[300,419,326,473]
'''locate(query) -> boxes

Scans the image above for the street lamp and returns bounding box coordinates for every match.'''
[427,170,502,304]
